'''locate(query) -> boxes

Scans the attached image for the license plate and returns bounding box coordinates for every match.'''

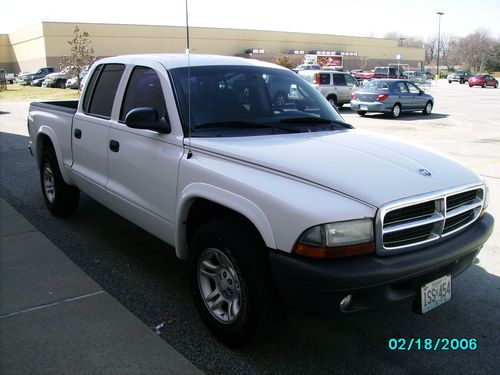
[421,275,451,314]
[360,105,368,111]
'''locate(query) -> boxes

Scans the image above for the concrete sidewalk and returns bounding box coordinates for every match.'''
[0,198,202,375]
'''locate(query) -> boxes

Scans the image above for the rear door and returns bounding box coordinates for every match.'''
[332,73,349,104]
[72,63,125,203]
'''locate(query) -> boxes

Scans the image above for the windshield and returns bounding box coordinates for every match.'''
[170,65,347,137]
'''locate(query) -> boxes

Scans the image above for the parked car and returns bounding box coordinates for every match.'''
[468,74,498,88]
[422,71,434,80]
[5,72,16,84]
[373,66,405,79]
[350,79,434,118]
[402,71,427,83]
[42,66,74,88]
[447,70,471,84]
[298,70,360,107]
[31,77,47,87]
[293,63,321,72]
[17,67,55,85]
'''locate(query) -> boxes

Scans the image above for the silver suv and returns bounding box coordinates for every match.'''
[298,70,359,107]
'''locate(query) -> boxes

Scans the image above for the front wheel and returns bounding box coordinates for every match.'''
[469,84,473,87]
[40,149,80,216]
[495,82,499,88]
[422,101,433,115]
[189,218,276,347]
[391,103,401,118]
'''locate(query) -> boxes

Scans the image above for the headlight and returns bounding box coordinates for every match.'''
[293,218,375,259]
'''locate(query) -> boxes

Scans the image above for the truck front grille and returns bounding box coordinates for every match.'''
[377,186,484,255]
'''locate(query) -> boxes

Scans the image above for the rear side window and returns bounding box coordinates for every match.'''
[120,66,167,122]
[84,64,125,118]
[333,74,347,86]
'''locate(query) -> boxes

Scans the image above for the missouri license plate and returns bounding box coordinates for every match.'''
[421,275,452,314]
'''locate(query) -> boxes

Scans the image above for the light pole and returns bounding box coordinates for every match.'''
[436,12,444,79]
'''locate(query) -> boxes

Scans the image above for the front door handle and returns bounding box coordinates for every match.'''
[74,128,82,139]
[109,139,120,152]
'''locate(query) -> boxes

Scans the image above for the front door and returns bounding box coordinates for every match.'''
[106,62,184,244]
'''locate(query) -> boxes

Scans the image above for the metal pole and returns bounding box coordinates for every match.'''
[436,12,444,79]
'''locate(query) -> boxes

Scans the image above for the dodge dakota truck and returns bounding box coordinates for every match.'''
[28,54,494,346]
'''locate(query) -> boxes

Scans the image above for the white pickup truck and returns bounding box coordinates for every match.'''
[28,54,494,346]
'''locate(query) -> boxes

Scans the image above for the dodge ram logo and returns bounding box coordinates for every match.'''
[417,168,432,177]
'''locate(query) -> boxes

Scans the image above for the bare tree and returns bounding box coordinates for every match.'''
[59,26,96,90]
[425,35,438,65]
[455,30,494,70]
[439,34,460,70]
[273,54,299,69]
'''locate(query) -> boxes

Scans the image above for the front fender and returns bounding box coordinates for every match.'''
[175,183,276,259]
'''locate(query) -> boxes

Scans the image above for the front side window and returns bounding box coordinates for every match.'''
[170,65,347,137]
[407,82,420,94]
[345,75,357,86]
[120,66,167,122]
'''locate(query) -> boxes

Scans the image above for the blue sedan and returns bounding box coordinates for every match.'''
[350,79,434,118]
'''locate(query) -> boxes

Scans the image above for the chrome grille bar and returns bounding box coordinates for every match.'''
[376,185,485,256]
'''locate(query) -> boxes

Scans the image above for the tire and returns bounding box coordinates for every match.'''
[391,103,401,119]
[56,80,66,89]
[357,111,366,116]
[189,218,276,347]
[460,79,464,84]
[448,80,452,84]
[495,82,499,89]
[482,82,487,88]
[422,101,433,115]
[469,84,473,87]
[336,103,344,108]
[40,149,80,217]
[327,95,337,107]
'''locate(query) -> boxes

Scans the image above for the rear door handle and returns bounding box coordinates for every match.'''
[109,139,120,152]
[74,128,82,139]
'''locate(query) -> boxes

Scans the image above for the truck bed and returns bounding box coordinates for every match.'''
[30,100,79,114]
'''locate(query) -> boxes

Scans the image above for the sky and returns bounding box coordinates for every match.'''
[1,0,499,39]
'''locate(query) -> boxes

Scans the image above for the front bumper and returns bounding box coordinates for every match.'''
[270,213,494,316]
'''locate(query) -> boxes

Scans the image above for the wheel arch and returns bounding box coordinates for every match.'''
[35,127,70,182]
[176,183,276,259]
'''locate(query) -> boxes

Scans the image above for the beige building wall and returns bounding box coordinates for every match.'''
[1,21,425,73]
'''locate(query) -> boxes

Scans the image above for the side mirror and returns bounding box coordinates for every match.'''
[125,107,171,134]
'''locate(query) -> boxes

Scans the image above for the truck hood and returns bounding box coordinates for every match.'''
[189,130,481,207]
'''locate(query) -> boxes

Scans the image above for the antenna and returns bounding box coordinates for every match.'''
[185,0,193,159]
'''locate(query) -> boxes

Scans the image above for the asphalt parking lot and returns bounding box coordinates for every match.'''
[0,79,499,374]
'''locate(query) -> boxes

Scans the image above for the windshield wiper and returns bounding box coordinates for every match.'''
[194,121,302,133]
[279,117,353,128]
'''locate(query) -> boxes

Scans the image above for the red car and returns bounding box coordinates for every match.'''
[468,74,498,88]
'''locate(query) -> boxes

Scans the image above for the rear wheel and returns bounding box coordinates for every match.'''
[422,101,433,115]
[357,111,366,116]
[56,80,66,89]
[482,82,487,88]
[448,80,452,84]
[469,84,473,87]
[327,95,337,107]
[336,103,344,108]
[40,149,79,216]
[495,82,498,89]
[189,218,276,347]
[391,103,401,119]
[460,78,464,84]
